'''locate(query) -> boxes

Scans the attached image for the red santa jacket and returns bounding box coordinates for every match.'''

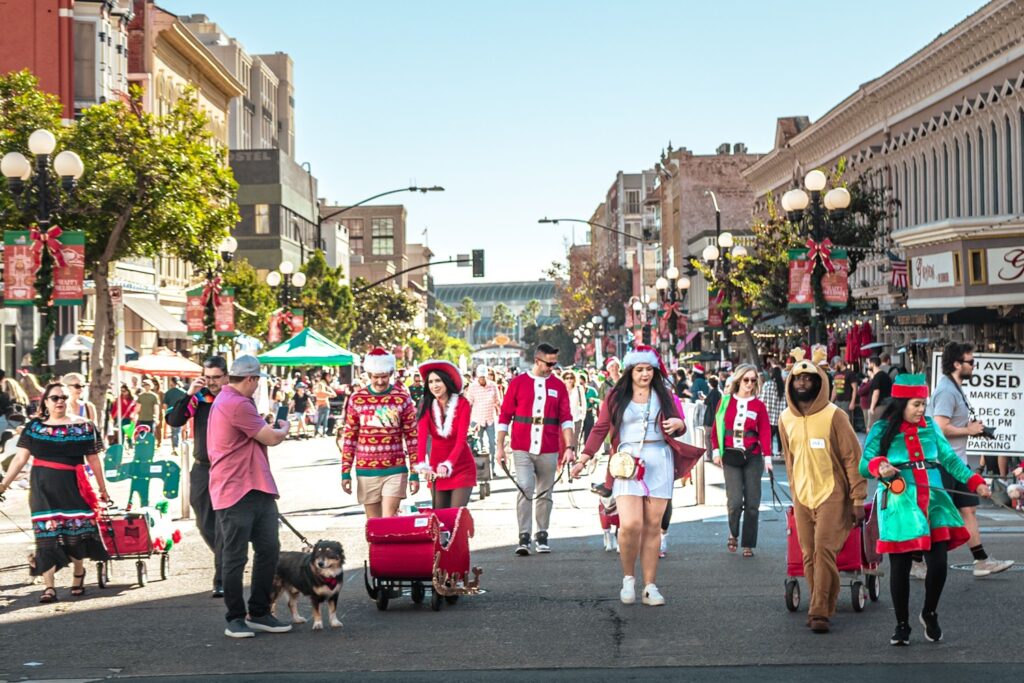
[497,372,573,455]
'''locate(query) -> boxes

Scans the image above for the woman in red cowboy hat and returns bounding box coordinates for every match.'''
[414,360,477,508]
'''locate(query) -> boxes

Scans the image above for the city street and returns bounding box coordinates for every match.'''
[1,437,1022,681]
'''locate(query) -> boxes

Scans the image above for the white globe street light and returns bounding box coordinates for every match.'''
[804,169,827,192]
[655,276,669,291]
[732,244,748,258]
[823,186,851,211]
[279,260,295,275]
[28,129,57,156]
[266,271,282,287]
[717,231,734,249]
[1,151,31,180]
[53,150,84,179]
[677,275,691,291]
[665,265,679,280]
[702,244,720,262]
[291,271,307,288]
[781,188,809,213]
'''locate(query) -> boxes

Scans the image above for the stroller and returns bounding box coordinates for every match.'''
[784,502,883,613]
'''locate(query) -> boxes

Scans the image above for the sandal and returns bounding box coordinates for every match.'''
[70,570,86,596]
[743,548,754,558]
[727,537,738,553]
[39,587,58,603]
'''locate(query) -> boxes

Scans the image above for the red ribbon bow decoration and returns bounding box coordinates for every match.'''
[200,276,223,309]
[658,302,688,338]
[806,237,836,273]
[271,308,296,336]
[29,225,66,269]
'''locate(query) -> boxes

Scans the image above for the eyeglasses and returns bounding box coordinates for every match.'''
[47,395,69,402]
[959,358,974,366]
[203,374,226,381]
[536,358,557,368]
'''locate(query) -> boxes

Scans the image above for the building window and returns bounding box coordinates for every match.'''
[931,149,938,221]
[943,144,950,219]
[966,134,973,216]
[902,162,909,227]
[371,217,394,256]
[912,158,919,225]
[991,122,1000,214]
[968,249,986,285]
[254,203,270,234]
[343,218,363,255]
[977,127,986,215]
[955,139,962,217]
[953,252,962,286]
[1006,116,1014,214]
[625,190,641,215]
[73,22,96,102]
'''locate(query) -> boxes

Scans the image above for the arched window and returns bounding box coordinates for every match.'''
[912,158,919,224]
[943,144,950,218]
[955,139,962,217]
[903,162,910,227]
[931,150,939,221]
[977,127,986,215]
[991,122,999,214]
[966,133,973,215]
[1005,116,1013,214]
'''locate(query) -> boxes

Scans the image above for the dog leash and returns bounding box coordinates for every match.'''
[278,513,314,550]
[768,469,791,512]
[499,457,568,501]
[0,491,39,540]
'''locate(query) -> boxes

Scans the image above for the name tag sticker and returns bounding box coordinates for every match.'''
[414,517,428,527]
[548,389,558,398]
[810,438,826,449]
[745,410,757,420]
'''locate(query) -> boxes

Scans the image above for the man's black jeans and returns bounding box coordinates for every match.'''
[189,463,222,587]
[216,490,280,623]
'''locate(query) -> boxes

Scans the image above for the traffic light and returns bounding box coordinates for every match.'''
[472,249,484,278]
[642,225,656,242]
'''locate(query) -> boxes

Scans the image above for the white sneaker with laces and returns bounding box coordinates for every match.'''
[620,576,636,604]
[642,583,665,606]
[973,557,1014,577]
[910,561,927,581]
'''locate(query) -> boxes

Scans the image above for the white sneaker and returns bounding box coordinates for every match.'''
[620,576,636,604]
[910,561,927,581]
[642,583,666,606]
[973,557,1014,577]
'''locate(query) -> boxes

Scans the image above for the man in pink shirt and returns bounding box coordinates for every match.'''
[208,355,290,639]
[466,365,501,465]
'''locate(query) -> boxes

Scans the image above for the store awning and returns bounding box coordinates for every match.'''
[890,307,962,318]
[123,296,188,340]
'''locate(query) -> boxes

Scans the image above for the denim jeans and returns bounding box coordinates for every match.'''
[316,406,330,435]
[216,490,280,622]
[723,454,763,548]
[189,463,222,587]
[170,426,182,450]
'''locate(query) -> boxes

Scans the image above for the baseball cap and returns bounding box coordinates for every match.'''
[229,355,267,378]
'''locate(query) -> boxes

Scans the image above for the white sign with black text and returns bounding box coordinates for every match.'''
[912,252,956,290]
[930,352,1024,459]
[986,246,1024,286]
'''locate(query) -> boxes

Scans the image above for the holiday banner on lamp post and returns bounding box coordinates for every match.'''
[787,249,813,309]
[821,249,850,308]
[3,231,35,305]
[52,230,86,305]
[185,289,205,334]
[707,289,723,328]
[215,287,235,335]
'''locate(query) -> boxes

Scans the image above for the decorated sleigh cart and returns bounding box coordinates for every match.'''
[97,500,181,588]
[363,506,482,611]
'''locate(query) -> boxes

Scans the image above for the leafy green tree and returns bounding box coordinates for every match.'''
[458,296,480,342]
[523,323,575,366]
[350,278,418,351]
[492,302,515,335]
[521,299,542,327]
[546,252,632,331]
[220,257,276,339]
[0,74,238,404]
[297,250,356,346]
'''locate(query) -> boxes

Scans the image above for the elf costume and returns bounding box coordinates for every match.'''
[859,374,984,554]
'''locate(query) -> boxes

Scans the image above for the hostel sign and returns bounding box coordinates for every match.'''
[930,352,1024,459]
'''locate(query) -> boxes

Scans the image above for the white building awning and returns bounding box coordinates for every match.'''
[123,296,188,340]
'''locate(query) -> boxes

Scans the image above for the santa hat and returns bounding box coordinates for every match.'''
[419,360,463,393]
[605,356,621,369]
[623,345,669,377]
[891,373,929,400]
[363,347,396,374]
[692,363,705,375]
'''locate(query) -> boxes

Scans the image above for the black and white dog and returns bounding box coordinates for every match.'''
[271,540,345,630]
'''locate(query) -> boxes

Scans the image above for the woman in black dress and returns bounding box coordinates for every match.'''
[0,382,110,602]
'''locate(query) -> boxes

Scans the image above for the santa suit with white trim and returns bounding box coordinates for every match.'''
[497,372,573,539]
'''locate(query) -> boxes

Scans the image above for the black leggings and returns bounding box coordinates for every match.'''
[432,486,473,509]
[661,502,672,532]
[889,542,948,623]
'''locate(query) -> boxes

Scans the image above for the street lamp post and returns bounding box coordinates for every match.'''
[203,236,238,356]
[702,190,749,365]
[1,129,85,374]
[317,186,444,257]
[266,260,306,340]
[572,322,593,365]
[654,265,692,366]
[591,307,617,369]
[780,170,851,345]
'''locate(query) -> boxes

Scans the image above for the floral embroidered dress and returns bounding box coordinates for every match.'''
[18,418,109,575]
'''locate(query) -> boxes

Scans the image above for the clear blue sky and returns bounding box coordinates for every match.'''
[162,0,982,284]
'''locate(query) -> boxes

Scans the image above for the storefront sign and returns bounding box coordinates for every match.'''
[911,252,955,290]
[930,352,1024,459]
[52,230,85,305]
[822,249,849,308]
[787,249,813,309]
[3,231,35,305]
[986,246,1024,286]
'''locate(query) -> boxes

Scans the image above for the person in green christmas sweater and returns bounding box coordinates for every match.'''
[859,374,993,647]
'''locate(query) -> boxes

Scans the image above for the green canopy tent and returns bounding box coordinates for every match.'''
[258,328,359,367]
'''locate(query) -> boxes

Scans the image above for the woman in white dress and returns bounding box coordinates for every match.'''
[573,346,685,606]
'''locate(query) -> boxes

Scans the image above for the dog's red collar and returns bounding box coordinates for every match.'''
[322,575,339,589]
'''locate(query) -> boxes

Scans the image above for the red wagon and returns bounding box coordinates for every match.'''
[783,502,883,613]
[96,508,173,588]
[363,506,482,611]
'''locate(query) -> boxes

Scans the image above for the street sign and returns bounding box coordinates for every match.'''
[930,352,1024,459]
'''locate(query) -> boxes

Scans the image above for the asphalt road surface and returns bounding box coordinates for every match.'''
[1,436,1022,682]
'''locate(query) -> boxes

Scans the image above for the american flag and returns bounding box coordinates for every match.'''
[890,257,908,289]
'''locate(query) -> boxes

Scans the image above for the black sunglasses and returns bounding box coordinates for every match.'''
[68,384,84,389]
[535,358,557,368]
[47,395,69,402]
[959,358,974,366]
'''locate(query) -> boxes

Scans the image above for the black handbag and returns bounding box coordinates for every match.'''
[721,447,749,467]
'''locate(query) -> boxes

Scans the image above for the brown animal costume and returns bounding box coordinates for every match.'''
[778,347,866,632]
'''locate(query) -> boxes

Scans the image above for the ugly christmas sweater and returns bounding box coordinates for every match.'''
[339,385,419,481]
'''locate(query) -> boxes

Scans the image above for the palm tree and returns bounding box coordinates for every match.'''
[459,296,481,344]
[492,302,516,337]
